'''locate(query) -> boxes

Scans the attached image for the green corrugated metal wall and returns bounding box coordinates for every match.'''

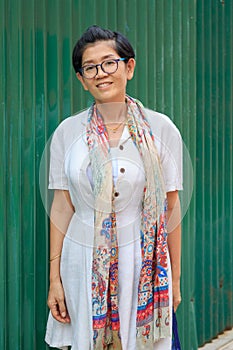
[0,1,232,349]
[195,0,233,346]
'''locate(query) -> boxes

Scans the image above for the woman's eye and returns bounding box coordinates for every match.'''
[105,60,115,66]
[84,66,95,72]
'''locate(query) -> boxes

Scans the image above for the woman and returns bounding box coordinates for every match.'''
[45,25,182,350]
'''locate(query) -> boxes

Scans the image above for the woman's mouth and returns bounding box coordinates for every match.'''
[96,82,112,89]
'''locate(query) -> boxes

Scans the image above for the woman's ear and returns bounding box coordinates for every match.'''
[76,72,89,91]
[126,58,136,81]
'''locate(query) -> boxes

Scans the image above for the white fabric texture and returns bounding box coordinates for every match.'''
[45,107,183,349]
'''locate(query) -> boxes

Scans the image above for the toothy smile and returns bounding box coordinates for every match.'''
[96,82,112,88]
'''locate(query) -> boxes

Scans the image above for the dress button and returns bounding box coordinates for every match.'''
[120,168,125,173]
[114,192,119,197]
[119,145,124,150]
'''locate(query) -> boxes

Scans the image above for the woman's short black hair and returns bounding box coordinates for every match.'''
[72,25,135,73]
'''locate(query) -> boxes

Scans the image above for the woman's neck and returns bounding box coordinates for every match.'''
[96,101,127,124]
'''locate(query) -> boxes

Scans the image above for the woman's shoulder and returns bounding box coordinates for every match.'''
[143,107,181,137]
[50,108,89,150]
[54,108,89,134]
[143,107,182,157]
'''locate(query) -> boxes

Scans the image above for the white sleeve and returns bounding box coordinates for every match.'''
[48,125,69,190]
[158,124,183,192]
[145,109,183,193]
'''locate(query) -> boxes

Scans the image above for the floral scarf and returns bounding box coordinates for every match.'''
[86,96,170,349]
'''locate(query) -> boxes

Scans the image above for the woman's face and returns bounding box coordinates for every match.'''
[77,41,135,104]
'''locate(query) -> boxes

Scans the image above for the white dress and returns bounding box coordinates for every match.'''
[45,107,183,350]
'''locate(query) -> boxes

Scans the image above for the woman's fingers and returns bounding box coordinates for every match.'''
[57,299,71,323]
[50,300,65,323]
[173,295,182,312]
[172,281,182,312]
[48,299,70,323]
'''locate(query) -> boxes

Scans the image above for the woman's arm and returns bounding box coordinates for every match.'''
[47,189,74,323]
[166,190,182,312]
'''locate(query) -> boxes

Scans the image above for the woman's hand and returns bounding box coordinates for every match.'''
[47,279,71,324]
[172,279,182,312]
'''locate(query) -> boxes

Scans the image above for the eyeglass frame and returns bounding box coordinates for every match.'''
[78,57,128,79]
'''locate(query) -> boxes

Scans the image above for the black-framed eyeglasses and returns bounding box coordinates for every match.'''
[78,57,127,79]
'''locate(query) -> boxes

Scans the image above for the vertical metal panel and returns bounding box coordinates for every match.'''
[196,0,233,346]
[2,1,232,350]
[4,0,22,349]
[20,2,37,348]
[0,0,6,348]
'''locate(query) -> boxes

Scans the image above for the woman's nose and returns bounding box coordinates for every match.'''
[95,65,108,78]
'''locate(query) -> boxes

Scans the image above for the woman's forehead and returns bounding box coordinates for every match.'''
[82,40,117,64]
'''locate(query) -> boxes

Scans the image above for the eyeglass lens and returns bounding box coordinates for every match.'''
[83,59,119,78]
